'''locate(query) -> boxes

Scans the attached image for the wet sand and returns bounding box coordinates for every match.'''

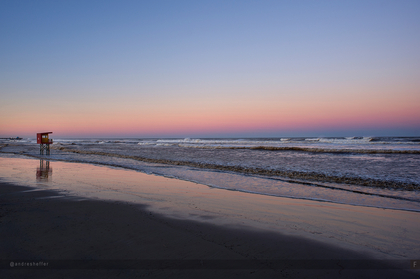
[0,181,418,279]
[0,156,419,278]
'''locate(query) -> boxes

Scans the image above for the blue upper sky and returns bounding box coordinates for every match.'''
[1,0,420,137]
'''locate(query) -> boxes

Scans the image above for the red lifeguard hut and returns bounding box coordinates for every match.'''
[37,132,53,155]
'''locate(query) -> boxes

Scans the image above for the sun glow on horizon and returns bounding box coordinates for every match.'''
[1,1,420,138]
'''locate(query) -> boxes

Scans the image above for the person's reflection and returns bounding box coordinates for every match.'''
[36,159,52,181]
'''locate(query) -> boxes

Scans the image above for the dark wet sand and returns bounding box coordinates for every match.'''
[0,181,417,278]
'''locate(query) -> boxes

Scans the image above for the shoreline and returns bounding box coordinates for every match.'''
[45,145,420,190]
[1,151,419,213]
[0,155,419,277]
[0,181,418,278]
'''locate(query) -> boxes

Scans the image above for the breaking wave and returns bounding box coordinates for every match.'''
[135,137,420,154]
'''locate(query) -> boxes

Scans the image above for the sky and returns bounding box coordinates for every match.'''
[1,0,419,138]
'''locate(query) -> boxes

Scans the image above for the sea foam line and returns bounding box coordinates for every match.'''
[178,145,420,154]
[3,151,419,213]
[52,146,420,191]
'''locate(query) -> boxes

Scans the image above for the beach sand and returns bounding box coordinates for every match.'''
[0,156,419,278]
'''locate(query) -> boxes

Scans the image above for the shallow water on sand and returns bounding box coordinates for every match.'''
[1,155,419,260]
[1,137,420,212]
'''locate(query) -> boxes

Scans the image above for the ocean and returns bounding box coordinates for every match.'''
[1,136,420,212]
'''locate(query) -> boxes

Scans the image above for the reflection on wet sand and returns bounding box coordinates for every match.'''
[36,160,52,181]
[0,156,419,261]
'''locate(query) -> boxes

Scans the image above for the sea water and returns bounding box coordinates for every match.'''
[1,136,419,212]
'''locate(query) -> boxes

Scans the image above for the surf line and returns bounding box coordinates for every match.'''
[49,146,420,191]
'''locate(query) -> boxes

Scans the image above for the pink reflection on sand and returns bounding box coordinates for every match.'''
[0,156,419,260]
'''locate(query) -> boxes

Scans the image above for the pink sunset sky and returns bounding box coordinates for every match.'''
[1,1,419,138]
